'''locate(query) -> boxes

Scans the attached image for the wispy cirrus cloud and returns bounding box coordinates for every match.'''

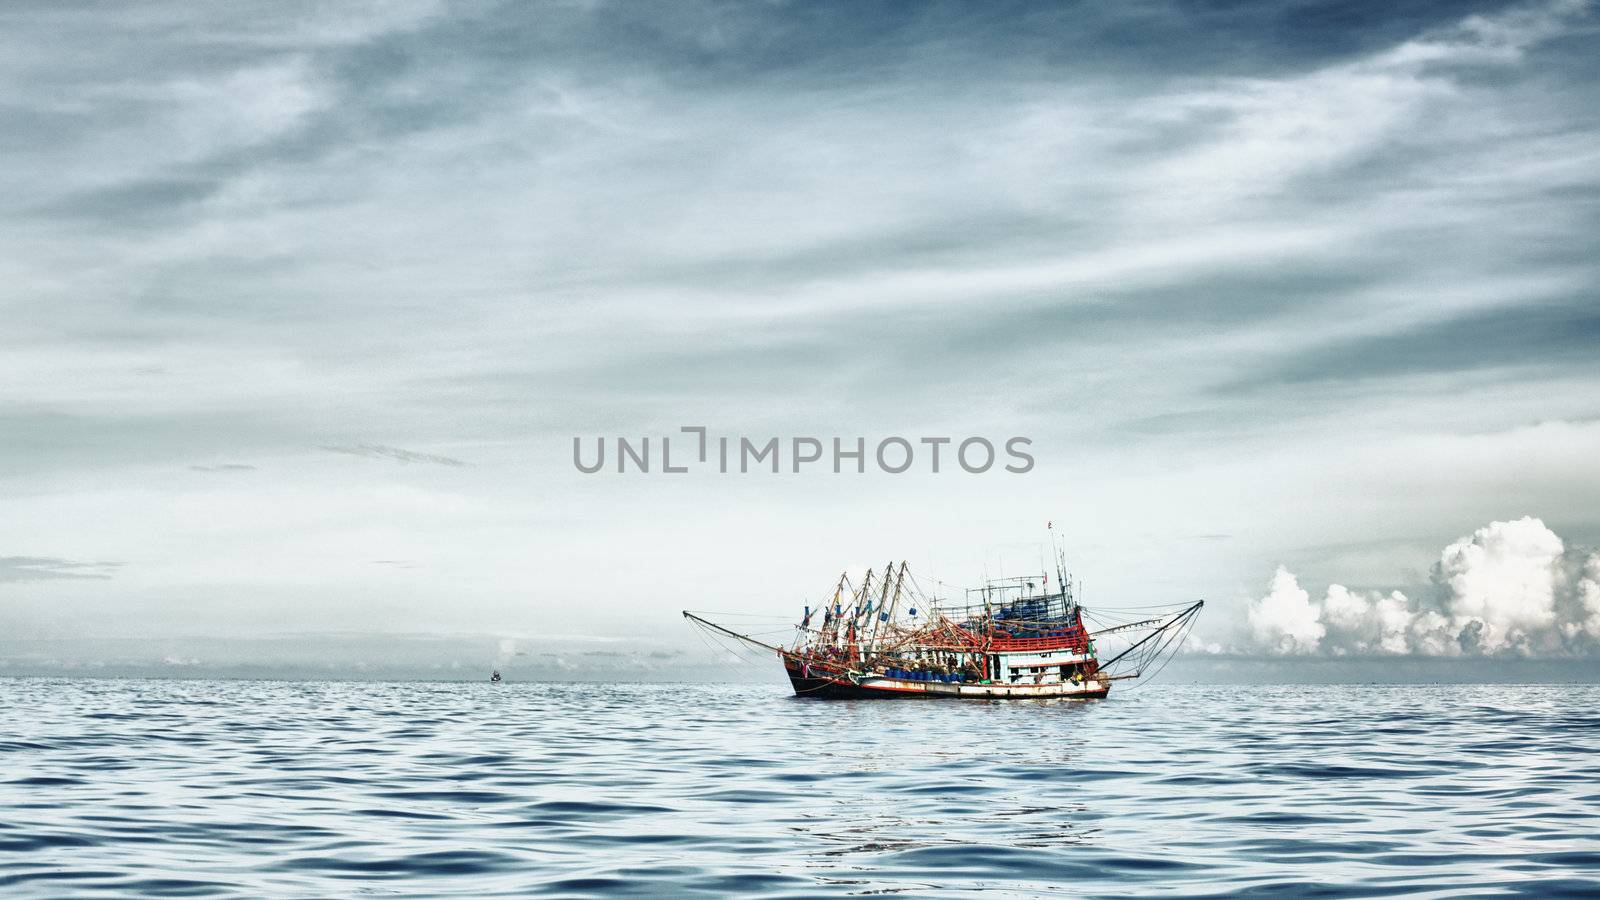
[0,0,1596,667]
[319,443,468,466]
[0,556,123,583]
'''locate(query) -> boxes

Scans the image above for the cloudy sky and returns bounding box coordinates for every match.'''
[3,0,1598,678]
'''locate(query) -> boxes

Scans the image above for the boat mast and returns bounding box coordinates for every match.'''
[871,560,906,657]
[884,561,911,655]
[865,559,893,658]
[1054,532,1071,612]
[847,568,873,652]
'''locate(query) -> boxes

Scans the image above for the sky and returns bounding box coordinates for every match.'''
[2,0,1598,680]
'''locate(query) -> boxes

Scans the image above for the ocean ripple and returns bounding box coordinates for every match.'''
[0,680,1597,897]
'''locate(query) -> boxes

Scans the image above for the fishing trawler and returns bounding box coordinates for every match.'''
[685,543,1202,700]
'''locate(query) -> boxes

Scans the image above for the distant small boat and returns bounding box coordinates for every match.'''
[490,670,502,683]
[685,537,1201,700]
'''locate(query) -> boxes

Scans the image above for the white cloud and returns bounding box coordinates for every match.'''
[1438,516,1564,652]
[1246,566,1326,654]
[1139,0,1590,220]
[1246,517,1600,657]
[1567,555,1600,641]
[1320,584,1412,655]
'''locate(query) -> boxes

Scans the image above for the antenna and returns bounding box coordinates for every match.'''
[1051,521,1069,607]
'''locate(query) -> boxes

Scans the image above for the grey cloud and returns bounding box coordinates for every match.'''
[1,0,1598,666]
[35,176,224,224]
[319,443,468,466]
[0,556,122,583]
[0,409,317,479]
[190,463,257,472]
[1225,298,1600,391]
[2,0,1545,234]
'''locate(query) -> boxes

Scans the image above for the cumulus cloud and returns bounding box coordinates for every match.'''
[1247,517,1600,656]
[1246,567,1325,654]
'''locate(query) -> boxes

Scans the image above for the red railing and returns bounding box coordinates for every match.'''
[987,633,1089,653]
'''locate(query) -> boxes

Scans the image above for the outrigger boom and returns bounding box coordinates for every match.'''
[684,554,1203,700]
[681,611,786,654]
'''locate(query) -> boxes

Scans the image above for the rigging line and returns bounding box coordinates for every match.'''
[1126,625,1176,673]
[691,608,806,624]
[696,620,772,665]
[1081,607,1151,623]
[686,610,796,618]
[1126,605,1197,677]
[690,620,766,671]
[1098,601,1202,671]
[1091,603,1198,612]
[1101,610,1166,624]
[1148,616,1199,674]
[1088,615,1171,637]
[682,612,787,654]
[1122,613,1199,691]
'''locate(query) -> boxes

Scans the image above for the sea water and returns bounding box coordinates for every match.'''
[1,679,1596,897]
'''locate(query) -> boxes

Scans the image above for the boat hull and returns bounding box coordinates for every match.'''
[783,659,1108,700]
